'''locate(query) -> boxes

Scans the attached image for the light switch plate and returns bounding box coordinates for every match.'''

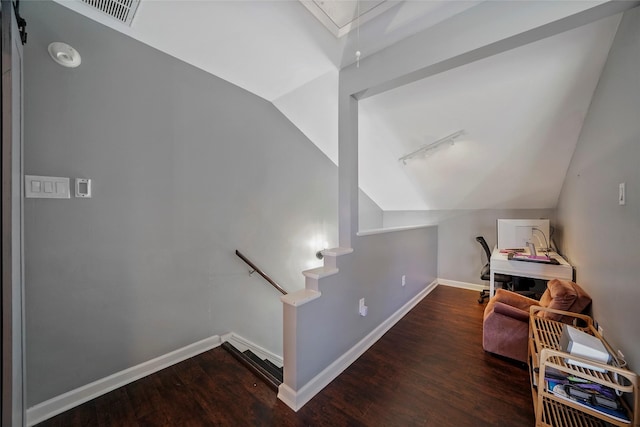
[25,175,70,199]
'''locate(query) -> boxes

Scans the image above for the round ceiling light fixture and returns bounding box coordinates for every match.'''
[48,42,81,68]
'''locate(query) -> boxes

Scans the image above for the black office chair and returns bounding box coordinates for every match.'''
[476,236,537,303]
[476,236,513,303]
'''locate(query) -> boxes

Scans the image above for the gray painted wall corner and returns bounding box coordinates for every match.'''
[22,0,338,406]
[556,6,640,373]
[291,226,437,389]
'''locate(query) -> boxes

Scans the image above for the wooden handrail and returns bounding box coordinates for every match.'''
[235,250,287,295]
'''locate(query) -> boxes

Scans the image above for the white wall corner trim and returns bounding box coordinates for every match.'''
[26,335,223,426]
[438,278,486,292]
[222,332,283,367]
[277,280,438,411]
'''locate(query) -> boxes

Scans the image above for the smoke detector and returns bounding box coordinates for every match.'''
[48,42,82,68]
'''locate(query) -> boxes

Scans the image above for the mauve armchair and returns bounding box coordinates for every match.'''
[482,279,592,363]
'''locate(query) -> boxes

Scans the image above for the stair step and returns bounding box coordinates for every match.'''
[242,350,283,382]
[262,359,282,375]
[221,342,282,391]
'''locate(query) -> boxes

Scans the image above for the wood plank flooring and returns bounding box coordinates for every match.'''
[36,285,535,426]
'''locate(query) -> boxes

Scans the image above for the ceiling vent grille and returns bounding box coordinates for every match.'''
[79,0,140,26]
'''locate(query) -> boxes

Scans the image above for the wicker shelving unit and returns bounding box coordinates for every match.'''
[528,306,639,427]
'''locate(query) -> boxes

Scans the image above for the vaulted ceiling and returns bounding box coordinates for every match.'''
[359,13,621,210]
[53,0,629,213]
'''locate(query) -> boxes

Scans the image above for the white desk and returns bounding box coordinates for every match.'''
[489,247,573,297]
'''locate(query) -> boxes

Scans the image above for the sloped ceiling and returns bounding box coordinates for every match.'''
[359,14,622,210]
[55,0,478,101]
[52,0,627,213]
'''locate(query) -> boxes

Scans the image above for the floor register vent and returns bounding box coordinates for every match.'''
[79,0,140,25]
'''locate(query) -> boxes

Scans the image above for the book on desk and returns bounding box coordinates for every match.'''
[506,251,560,265]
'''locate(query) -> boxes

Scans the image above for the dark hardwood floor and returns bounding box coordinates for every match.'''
[37,286,535,426]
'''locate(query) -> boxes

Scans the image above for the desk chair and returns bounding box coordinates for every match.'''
[476,236,513,303]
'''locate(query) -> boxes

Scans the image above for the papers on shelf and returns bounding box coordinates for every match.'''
[547,380,630,423]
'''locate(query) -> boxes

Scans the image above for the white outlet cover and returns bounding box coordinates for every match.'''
[75,178,92,198]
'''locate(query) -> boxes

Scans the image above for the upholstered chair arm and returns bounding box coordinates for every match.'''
[492,288,540,312]
[493,301,530,322]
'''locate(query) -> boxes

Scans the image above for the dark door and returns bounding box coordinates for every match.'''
[1,1,24,425]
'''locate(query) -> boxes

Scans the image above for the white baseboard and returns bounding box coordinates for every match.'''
[28,280,443,422]
[221,333,283,367]
[26,335,222,426]
[277,383,299,410]
[438,278,486,292]
[277,280,438,411]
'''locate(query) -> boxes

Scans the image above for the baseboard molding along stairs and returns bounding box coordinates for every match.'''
[27,279,468,424]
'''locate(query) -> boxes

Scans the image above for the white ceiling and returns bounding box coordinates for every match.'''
[57,0,479,100]
[359,13,621,210]
[54,0,626,213]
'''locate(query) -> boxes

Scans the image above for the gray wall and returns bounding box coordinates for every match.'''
[383,209,555,285]
[292,226,437,388]
[556,7,640,372]
[358,189,383,230]
[22,1,338,406]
